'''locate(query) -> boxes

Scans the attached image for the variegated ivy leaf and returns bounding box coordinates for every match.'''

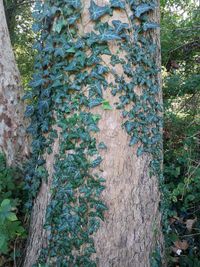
[112,20,129,33]
[89,0,111,21]
[143,22,159,31]
[110,0,125,9]
[65,0,81,9]
[135,3,156,18]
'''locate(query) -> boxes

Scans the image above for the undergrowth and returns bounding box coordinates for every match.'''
[0,154,27,267]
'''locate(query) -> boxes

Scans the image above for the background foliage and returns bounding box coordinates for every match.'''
[161,0,200,266]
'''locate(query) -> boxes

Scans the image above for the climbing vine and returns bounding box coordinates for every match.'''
[25,0,162,265]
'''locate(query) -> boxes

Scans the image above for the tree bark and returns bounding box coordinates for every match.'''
[0,0,28,166]
[24,1,163,266]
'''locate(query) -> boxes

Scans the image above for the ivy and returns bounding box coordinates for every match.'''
[26,0,162,265]
[110,0,126,9]
[89,1,111,21]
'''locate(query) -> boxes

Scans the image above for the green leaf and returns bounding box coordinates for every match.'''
[52,17,67,33]
[124,121,135,134]
[100,30,121,42]
[38,100,49,115]
[89,0,110,21]
[92,114,101,122]
[110,0,125,9]
[112,20,129,33]
[137,146,144,157]
[65,0,81,9]
[88,98,102,108]
[0,233,7,253]
[1,199,11,208]
[91,156,103,168]
[129,136,138,146]
[98,142,107,149]
[102,100,112,110]
[97,65,108,75]
[135,4,155,18]
[7,212,18,222]
[90,81,103,97]
[67,14,80,25]
[143,22,159,31]
[66,47,76,53]
[25,105,34,117]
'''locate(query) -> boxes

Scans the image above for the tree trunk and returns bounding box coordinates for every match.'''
[0,0,28,166]
[24,1,163,266]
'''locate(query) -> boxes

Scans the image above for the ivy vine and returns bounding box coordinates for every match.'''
[25,0,162,266]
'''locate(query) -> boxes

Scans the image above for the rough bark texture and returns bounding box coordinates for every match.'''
[23,126,61,267]
[24,1,163,266]
[85,2,163,266]
[0,0,28,166]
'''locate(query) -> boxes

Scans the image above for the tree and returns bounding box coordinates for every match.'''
[0,0,28,166]
[22,1,163,266]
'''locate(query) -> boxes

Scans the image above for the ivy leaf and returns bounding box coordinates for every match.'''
[88,98,102,108]
[67,14,80,25]
[112,20,129,33]
[22,91,34,100]
[52,17,67,33]
[124,121,135,134]
[91,156,103,168]
[110,0,125,9]
[25,105,34,117]
[91,81,102,97]
[65,0,81,9]
[66,47,76,53]
[30,78,44,88]
[143,22,159,31]
[54,47,65,57]
[98,142,107,149]
[102,100,112,110]
[38,100,49,115]
[135,4,156,18]
[89,0,111,21]
[97,65,108,75]
[137,146,144,157]
[129,136,138,146]
[100,30,121,42]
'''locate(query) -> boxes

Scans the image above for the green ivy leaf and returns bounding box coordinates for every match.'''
[129,136,138,146]
[98,142,107,149]
[65,0,81,9]
[137,146,144,157]
[66,47,76,53]
[124,121,135,134]
[110,0,125,9]
[112,20,129,33]
[52,17,67,33]
[102,100,112,110]
[90,156,103,168]
[88,98,102,108]
[100,30,121,42]
[38,100,49,115]
[97,65,108,75]
[143,22,159,31]
[90,81,103,97]
[135,4,156,18]
[25,105,34,117]
[89,0,111,21]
